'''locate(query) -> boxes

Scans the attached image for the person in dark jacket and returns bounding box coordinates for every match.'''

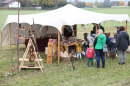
[115,26,129,65]
[92,23,105,34]
[116,27,120,34]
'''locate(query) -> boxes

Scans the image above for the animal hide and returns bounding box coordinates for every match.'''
[126,46,130,53]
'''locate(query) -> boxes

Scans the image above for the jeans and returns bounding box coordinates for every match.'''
[107,43,116,53]
[85,48,87,58]
[95,50,105,67]
[87,58,93,66]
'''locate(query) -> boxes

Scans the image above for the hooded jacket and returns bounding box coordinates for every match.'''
[115,30,129,50]
[74,42,82,52]
[95,34,106,50]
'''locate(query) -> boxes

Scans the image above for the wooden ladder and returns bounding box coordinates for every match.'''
[19,38,44,72]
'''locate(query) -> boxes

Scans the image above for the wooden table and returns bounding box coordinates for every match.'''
[60,44,75,54]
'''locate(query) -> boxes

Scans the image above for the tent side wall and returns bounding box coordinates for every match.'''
[1,23,59,46]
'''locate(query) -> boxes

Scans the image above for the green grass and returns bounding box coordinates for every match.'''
[0,7,130,86]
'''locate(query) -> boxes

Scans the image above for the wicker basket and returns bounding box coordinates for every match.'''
[61,56,71,63]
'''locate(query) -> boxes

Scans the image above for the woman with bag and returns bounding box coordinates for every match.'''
[94,29,106,69]
[115,26,129,65]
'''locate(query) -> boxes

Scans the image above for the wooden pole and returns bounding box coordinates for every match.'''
[58,30,60,64]
[96,24,98,34]
[9,23,11,50]
[75,25,77,37]
[126,21,127,32]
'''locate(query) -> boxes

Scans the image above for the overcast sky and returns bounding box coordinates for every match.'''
[67,0,130,3]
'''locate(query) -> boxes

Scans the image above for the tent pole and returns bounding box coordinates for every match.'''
[9,23,11,50]
[58,30,60,64]
[46,26,48,35]
[126,21,127,32]
[75,25,77,37]
[17,2,20,71]
[96,24,97,34]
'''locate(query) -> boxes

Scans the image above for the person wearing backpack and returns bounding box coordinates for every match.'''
[86,43,95,67]
[115,26,130,65]
[94,29,106,69]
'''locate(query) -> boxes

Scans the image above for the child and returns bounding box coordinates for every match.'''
[86,43,95,67]
[74,41,82,60]
[83,33,89,58]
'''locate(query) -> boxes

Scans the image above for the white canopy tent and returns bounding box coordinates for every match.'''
[1,4,130,64]
[2,4,130,46]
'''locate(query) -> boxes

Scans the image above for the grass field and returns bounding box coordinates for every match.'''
[0,7,130,86]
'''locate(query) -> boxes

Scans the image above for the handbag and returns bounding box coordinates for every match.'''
[101,39,108,53]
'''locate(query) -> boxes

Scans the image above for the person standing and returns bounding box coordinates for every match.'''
[94,29,106,69]
[74,41,82,60]
[92,23,105,34]
[86,43,95,67]
[83,33,89,58]
[115,26,129,65]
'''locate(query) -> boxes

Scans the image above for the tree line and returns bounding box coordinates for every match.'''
[0,0,130,8]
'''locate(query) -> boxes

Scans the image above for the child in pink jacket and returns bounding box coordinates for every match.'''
[86,43,95,67]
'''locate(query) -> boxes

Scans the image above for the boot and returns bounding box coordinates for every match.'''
[113,53,116,59]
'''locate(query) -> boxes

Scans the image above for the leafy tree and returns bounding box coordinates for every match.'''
[38,0,54,8]
[17,0,31,7]
[31,0,37,4]
[74,1,86,8]
[0,3,2,7]
[26,3,31,7]
[58,1,67,7]
[128,1,130,6]
[102,0,111,7]
[111,1,120,6]
[86,3,93,7]
[120,1,125,6]
[97,3,100,6]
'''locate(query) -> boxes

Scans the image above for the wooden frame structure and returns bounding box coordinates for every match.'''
[19,38,44,72]
[58,25,77,64]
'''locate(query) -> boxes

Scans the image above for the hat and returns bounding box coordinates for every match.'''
[117,27,119,29]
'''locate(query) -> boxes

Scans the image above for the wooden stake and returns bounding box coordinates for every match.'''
[58,30,60,64]
[96,24,98,34]
[9,23,11,50]
[126,21,127,32]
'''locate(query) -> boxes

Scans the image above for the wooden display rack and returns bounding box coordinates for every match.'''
[19,37,44,72]
[47,39,57,64]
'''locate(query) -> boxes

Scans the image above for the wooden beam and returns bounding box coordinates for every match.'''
[58,30,60,64]
[9,23,11,50]
[126,21,127,32]
[96,24,98,34]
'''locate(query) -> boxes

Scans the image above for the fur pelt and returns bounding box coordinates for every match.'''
[126,46,130,53]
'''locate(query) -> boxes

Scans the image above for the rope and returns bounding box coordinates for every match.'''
[36,26,43,36]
